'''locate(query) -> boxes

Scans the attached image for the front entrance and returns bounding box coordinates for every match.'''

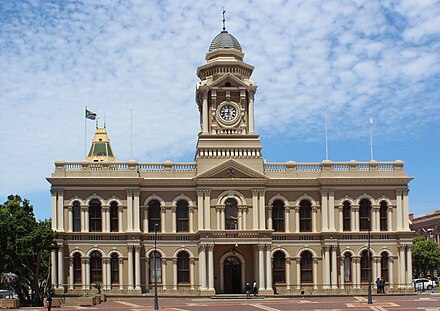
[223,256,241,294]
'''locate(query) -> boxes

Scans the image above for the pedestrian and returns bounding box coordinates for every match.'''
[252,280,258,297]
[245,282,251,299]
[46,286,53,311]
[380,277,386,294]
[375,277,381,294]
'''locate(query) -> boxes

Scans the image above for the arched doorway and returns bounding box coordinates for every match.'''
[223,256,241,293]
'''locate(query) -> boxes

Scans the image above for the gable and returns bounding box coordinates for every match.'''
[195,159,266,180]
[209,73,249,88]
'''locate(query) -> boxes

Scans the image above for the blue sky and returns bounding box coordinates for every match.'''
[1,0,439,220]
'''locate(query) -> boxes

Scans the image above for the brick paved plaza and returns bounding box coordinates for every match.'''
[18,294,440,311]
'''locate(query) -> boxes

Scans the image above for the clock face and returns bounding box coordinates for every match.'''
[219,104,237,121]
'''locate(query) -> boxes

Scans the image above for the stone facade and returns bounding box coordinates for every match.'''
[48,29,413,296]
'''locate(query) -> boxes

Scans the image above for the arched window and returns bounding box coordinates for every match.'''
[343,201,351,231]
[110,201,119,232]
[177,252,190,284]
[344,253,352,282]
[90,251,102,284]
[300,200,312,232]
[176,200,189,232]
[380,252,389,283]
[300,251,313,283]
[273,251,286,283]
[359,199,371,231]
[380,201,388,231]
[89,199,102,232]
[73,252,82,284]
[73,201,81,232]
[360,250,372,282]
[272,200,285,232]
[225,198,238,230]
[148,200,161,232]
[110,253,119,284]
[149,251,162,284]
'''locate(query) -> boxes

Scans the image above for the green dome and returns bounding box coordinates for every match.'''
[209,31,242,52]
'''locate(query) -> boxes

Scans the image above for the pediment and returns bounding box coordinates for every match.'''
[195,159,266,179]
[209,73,249,88]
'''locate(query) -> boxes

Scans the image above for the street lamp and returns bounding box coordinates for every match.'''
[153,223,159,310]
[367,217,373,304]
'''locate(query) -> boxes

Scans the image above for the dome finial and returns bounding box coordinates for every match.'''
[222,8,226,31]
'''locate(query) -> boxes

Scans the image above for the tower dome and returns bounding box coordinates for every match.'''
[209,30,242,52]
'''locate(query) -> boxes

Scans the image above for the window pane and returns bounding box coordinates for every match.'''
[301,251,313,283]
[110,202,119,232]
[176,200,189,232]
[177,252,190,284]
[225,199,238,230]
[343,202,351,231]
[273,201,285,232]
[380,202,388,231]
[73,202,81,232]
[111,254,119,284]
[300,200,312,232]
[359,199,371,231]
[89,200,102,232]
[149,252,162,283]
[148,200,161,232]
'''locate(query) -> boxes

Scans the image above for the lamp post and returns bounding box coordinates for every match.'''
[367,217,373,304]
[153,223,159,310]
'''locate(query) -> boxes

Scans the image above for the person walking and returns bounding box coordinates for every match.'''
[46,286,53,311]
[252,280,258,297]
[380,277,386,294]
[245,282,251,299]
[375,278,381,294]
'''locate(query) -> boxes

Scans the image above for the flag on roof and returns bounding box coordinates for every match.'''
[85,108,97,120]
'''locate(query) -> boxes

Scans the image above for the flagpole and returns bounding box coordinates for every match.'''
[85,106,87,159]
[370,112,374,161]
[325,110,329,160]
[130,108,133,159]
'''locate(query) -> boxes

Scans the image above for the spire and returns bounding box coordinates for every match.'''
[86,126,117,162]
[222,8,226,31]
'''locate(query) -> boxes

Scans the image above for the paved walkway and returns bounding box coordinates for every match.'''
[18,294,440,311]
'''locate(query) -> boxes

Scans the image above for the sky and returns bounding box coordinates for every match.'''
[0,0,439,221]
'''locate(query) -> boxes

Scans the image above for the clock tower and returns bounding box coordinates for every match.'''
[195,28,263,174]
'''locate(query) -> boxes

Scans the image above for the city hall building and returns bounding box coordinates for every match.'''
[48,28,413,296]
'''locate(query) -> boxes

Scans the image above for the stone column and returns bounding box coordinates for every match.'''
[402,190,410,231]
[312,206,317,233]
[312,257,318,289]
[216,206,221,230]
[57,190,64,232]
[265,245,272,291]
[102,205,110,233]
[208,244,214,290]
[296,258,301,289]
[248,92,255,133]
[258,245,265,290]
[119,258,124,290]
[323,246,330,289]
[352,257,358,289]
[127,246,134,290]
[406,245,412,287]
[204,190,211,230]
[190,258,195,290]
[252,190,259,230]
[68,205,73,233]
[118,205,124,232]
[388,257,394,289]
[197,190,204,230]
[162,259,167,290]
[286,258,291,290]
[285,207,290,233]
[51,249,57,287]
[84,258,90,290]
[253,246,259,287]
[259,190,266,230]
[321,190,328,232]
[69,257,74,289]
[133,190,140,232]
[81,258,87,289]
[135,246,141,290]
[372,256,378,281]
[173,258,178,290]
[242,207,247,230]
[267,206,272,230]
[103,257,110,290]
[294,206,300,233]
[161,206,166,233]
[329,190,335,231]
[172,206,177,233]
[84,205,89,232]
[126,190,133,232]
[189,206,194,233]
[331,247,337,289]
[238,207,243,230]
[143,207,149,233]
[220,207,225,230]
[339,257,345,289]
[396,189,403,231]
[372,205,379,232]
[199,244,207,290]
[398,245,405,288]
[58,245,64,289]
[202,90,208,133]
[352,205,359,232]
[51,189,58,230]
[387,206,393,232]
[338,205,343,232]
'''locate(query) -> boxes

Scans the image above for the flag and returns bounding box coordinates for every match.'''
[85,109,97,120]
[369,112,373,125]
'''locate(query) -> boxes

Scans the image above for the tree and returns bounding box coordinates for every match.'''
[412,236,440,278]
[0,272,18,298]
[0,195,55,306]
